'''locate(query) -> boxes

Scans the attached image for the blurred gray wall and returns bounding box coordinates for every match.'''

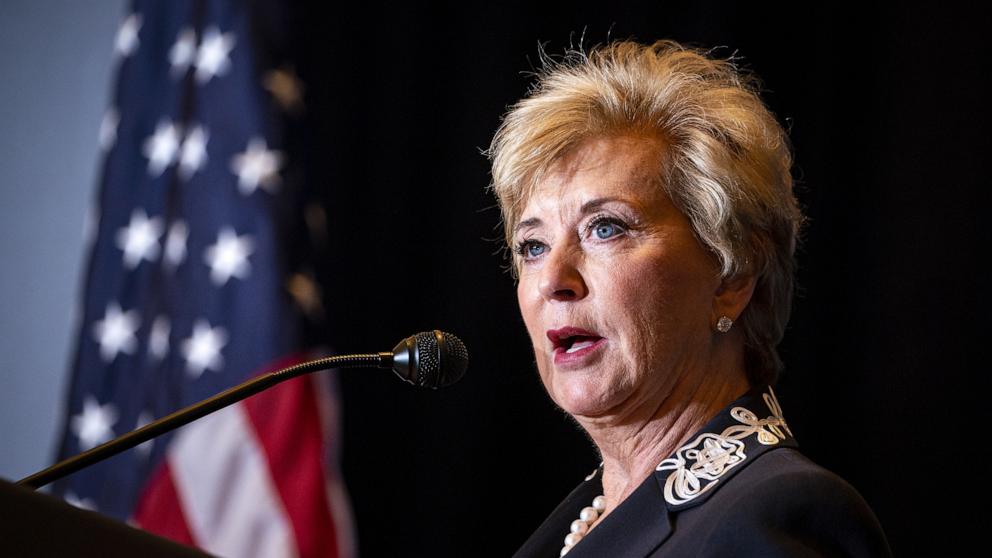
[0,0,126,480]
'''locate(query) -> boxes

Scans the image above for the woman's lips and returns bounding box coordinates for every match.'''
[553,337,607,366]
[546,327,607,366]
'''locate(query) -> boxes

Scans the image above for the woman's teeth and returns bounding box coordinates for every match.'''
[565,339,596,353]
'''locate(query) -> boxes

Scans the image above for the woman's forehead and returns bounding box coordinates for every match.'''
[519,135,668,220]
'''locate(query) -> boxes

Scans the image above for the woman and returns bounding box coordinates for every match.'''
[488,41,890,557]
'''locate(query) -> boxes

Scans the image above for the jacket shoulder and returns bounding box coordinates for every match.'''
[675,448,892,557]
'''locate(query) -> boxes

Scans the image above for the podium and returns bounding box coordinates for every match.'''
[0,479,210,557]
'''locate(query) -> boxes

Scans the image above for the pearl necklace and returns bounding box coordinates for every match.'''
[560,495,606,556]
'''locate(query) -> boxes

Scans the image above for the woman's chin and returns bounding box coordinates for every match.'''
[551,375,628,418]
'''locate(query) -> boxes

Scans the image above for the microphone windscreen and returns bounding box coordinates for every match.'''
[414,331,469,388]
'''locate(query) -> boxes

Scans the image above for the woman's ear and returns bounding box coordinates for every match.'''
[711,273,757,328]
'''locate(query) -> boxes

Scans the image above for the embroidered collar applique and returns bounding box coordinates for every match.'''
[655,388,792,506]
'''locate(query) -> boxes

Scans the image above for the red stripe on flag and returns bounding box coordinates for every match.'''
[133,461,198,547]
[243,363,340,558]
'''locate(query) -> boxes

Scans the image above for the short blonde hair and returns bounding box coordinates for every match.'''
[488,40,803,385]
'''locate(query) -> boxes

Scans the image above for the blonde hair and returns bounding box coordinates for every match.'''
[488,40,803,385]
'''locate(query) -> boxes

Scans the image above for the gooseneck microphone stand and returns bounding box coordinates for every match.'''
[18,352,391,489]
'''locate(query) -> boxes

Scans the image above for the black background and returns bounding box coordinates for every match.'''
[289,3,986,556]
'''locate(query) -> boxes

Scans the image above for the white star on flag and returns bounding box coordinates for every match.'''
[92,302,141,362]
[204,227,254,286]
[71,396,119,451]
[135,411,155,457]
[182,320,228,377]
[99,107,119,151]
[114,13,142,57]
[164,220,189,269]
[142,120,181,177]
[149,315,170,360]
[169,27,197,76]
[195,27,235,84]
[179,125,209,180]
[115,208,163,269]
[230,137,283,195]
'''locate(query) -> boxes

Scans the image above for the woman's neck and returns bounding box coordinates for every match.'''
[580,363,750,521]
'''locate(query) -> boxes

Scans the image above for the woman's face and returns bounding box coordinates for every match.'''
[515,135,723,420]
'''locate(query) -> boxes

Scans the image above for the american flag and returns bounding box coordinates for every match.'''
[52,1,354,556]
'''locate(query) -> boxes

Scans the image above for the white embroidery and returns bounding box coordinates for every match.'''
[658,434,746,505]
[763,388,794,437]
[724,389,791,445]
[656,389,792,505]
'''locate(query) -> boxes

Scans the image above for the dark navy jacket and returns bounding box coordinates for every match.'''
[512,387,891,557]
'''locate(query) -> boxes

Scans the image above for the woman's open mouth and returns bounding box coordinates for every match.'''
[547,327,607,365]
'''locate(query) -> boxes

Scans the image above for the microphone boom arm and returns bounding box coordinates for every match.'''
[18,352,392,490]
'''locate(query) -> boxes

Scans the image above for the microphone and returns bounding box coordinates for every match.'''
[391,330,469,388]
[18,331,467,489]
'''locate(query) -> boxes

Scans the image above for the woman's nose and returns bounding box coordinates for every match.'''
[538,246,588,301]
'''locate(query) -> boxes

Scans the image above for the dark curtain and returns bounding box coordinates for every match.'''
[293,2,986,556]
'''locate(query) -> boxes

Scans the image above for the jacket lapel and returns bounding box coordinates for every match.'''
[564,474,674,558]
[512,387,797,558]
[511,469,606,558]
[655,386,797,514]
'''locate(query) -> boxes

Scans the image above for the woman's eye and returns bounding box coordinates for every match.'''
[518,240,547,260]
[591,219,625,240]
[527,242,547,258]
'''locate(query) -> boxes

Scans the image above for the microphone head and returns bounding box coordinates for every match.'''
[391,330,468,388]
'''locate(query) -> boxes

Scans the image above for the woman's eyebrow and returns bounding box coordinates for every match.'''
[514,217,542,234]
[516,197,631,234]
[579,197,627,214]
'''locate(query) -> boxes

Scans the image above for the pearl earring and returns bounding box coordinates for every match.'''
[716,316,733,333]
